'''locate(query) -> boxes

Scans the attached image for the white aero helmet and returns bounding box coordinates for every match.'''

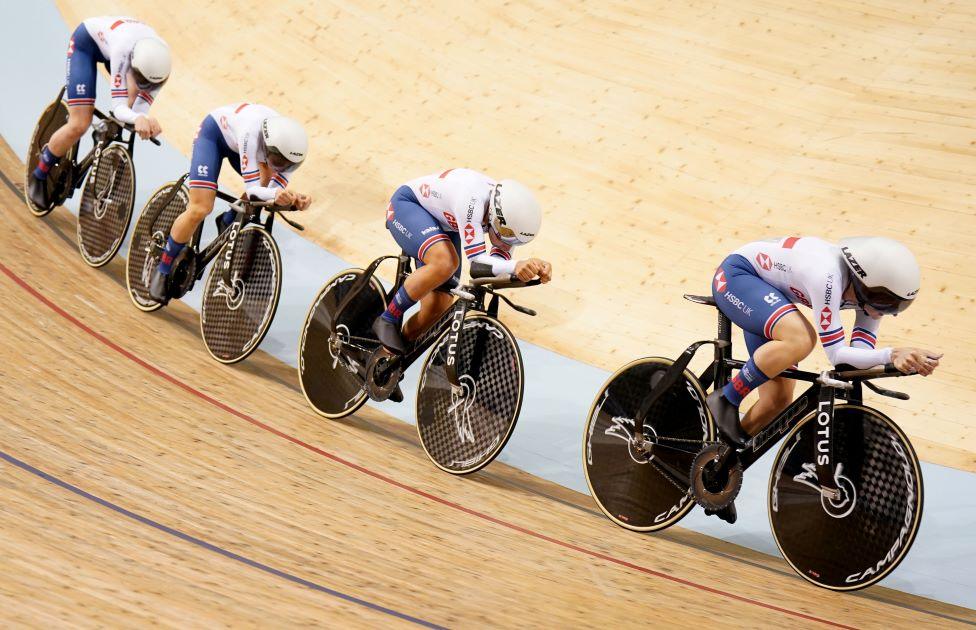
[130,38,171,88]
[488,179,541,246]
[839,236,920,315]
[262,116,308,170]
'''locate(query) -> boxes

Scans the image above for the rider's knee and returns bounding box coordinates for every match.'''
[775,313,817,358]
[65,110,93,138]
[423,245,459,281]
[184,200,214,224]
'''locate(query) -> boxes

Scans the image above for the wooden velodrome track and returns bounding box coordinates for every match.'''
[0,0,974,626]
[1,141,973,627]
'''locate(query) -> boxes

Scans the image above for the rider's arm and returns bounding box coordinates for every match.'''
[812,275,892,369]
[129,85,160,117]
[107,53,143,125]
[459,209,517,275]
[238,133,277,201]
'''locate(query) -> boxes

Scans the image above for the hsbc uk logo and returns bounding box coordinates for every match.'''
[820,306,833,331]
[756,252,789,272]
[420,183,430,198]
[714,268,727,292]
[463,223,475,244]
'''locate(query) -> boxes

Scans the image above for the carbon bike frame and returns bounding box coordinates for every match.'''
[632,294,906,495]
[332,255,528,388]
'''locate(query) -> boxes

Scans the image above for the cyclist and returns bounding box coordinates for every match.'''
[372,169,552,355]
[708,236,941,448]
[29,16,171,209]
[148,102,312,302]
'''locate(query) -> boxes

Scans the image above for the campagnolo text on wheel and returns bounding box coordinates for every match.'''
[25,16,168,267]
[126,101,312,364]
[299,170,552,475]
[583,235,941,590]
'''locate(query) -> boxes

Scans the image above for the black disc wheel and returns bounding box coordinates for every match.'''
[77,144,136,267]
[24,96,75,217]
[200,225,282,364]
[298,269,386,419]
[126,181,189,312]
[583,357,714,532]
[416,314,523,475]
[768,404,923,590]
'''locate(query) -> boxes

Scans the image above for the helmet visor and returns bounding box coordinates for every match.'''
[266,147,295,171]
[852,281,913,315]
[132,68,165,90]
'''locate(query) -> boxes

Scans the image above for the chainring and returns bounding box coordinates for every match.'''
[690,442,743,510]
[365,346,403,402]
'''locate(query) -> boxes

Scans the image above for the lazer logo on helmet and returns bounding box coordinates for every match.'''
[841,247,867,278]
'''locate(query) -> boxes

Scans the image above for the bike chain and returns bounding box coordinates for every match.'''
[638,435,724,495]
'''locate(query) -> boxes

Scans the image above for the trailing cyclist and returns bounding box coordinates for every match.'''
[29,16,171,209]
[148,102,312,303]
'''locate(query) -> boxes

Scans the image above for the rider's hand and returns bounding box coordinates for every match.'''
[538,260,552,283]
[891,347,942,376]
[294,193,312,211]
[147,116,162,138]
[134,115,153,140]
[274,189,297,207]
[514,258,549,282]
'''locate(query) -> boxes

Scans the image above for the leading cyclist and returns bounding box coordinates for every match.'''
[708,236,941,447]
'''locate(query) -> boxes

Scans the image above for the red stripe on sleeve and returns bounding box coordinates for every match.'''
[782,236,801,249]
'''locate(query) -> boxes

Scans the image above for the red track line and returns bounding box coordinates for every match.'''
[0,261,855,629]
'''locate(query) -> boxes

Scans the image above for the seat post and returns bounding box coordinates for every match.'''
[713,310,733,388]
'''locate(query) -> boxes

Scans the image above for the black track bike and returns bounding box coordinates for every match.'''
[25,87,160,267]
[299,256,539,474]
[126,175,303,363]
[583,294,923,591]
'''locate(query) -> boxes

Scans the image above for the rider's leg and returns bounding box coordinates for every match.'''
[33,24,102,183]
[40,106,93,171]
[707,255,804,447]
[402,290,456,341]
[159,187,216,272]
[728,311,814,422]
[374,186,458,352]
[158,115,227,275]
[381,240,458,326]
[741,377,797,434]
